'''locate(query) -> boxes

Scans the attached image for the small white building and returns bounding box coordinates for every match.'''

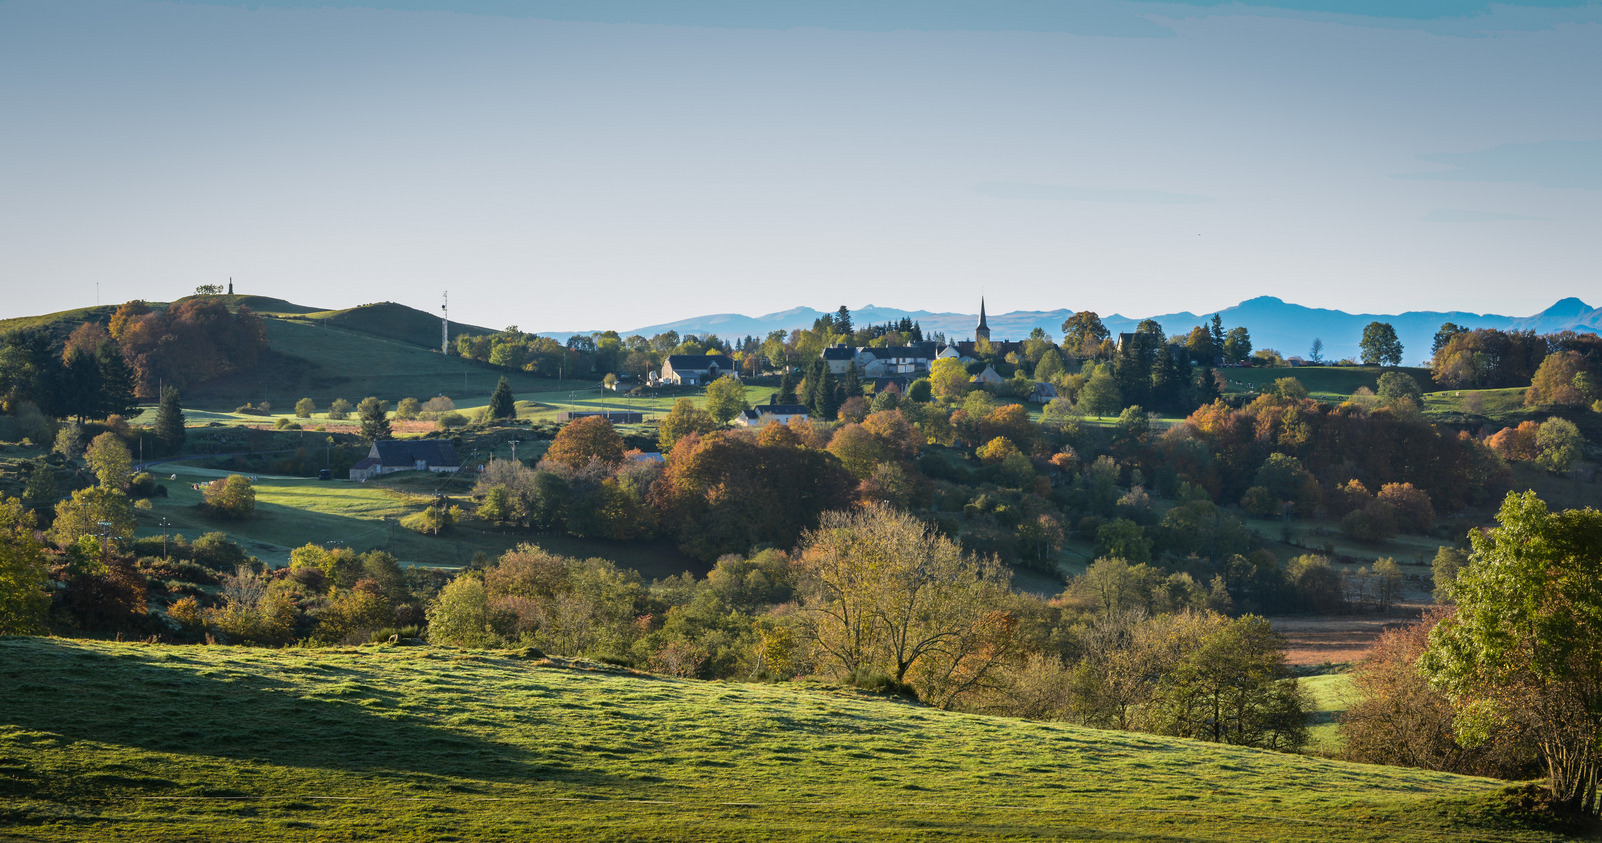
[661,355,737,386]
[734,404,810,428]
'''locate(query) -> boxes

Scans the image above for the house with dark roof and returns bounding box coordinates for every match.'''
[822,345,859,374]
[661,355,737,386]
[734,404,810,428]
[855,343,939,377]
[349,439,461,481]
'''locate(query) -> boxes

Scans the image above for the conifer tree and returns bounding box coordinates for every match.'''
[155,386,185,455]
[487,377,516,421]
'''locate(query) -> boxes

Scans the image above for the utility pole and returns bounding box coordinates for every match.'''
[440,291,450,354]
[160,518,171,560]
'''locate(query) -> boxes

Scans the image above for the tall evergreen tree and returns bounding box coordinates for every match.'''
[839,363,863,407]
[155,386,185,455]
[95,342,137,419]
[817,368,840,420]
[487,376,516,421]
[357,397,392,442]
[777,368,797,405]
[1209,314,1226,353]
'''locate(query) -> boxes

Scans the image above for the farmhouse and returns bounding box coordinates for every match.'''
[822,345,858,375]
[661,355,737,386]
[348,439,461,481]
[735,404,810,428]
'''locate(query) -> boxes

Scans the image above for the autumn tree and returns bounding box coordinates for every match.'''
[658,398,720,451]
[1422,492,1602,816]
[51,486,137,547]
[1525,351,1593,407]
[929,357,971,403]
[703,374,749,423]
[295,397,316,418]
[546,416,626,469]
[1062,311,1110,358]
[796,504,1014,706]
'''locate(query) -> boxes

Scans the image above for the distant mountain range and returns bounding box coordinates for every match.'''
[552,297,1602,365]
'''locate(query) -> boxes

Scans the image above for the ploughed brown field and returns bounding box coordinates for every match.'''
[1270,605,1427,667]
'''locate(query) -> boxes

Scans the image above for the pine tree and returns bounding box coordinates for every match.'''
[357,397,392,442]
[487,376,516,421]
[95,341,138,419]
[777,368,797,405]
[155,386,185,455]
[818,368,839,420]
[839,363,862,407]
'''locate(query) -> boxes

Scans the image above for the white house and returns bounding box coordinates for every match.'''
[734,404,810,428]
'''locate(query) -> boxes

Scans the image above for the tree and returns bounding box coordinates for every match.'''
[51,486,137,547]
[85,432,132,488]
[357,397,392,442]
[1309,338,1324,364]
[1432,322,1468,355]
[1078,366,1122,417]
[327,398,353,420]
[1431,546,1467,603]
[487,376,516,421]
[295,397,316,418]
[1146,613,1308,750]
[546,416,626,468]
[395,397,421,420]
[703,374,749,424]
[1222,327,1252,365]
[1034,348,1065,382]
[1360,322,1403,367]
[796,504,1013,706]
[776,368,798,405]
[929,357,971,403]
[1376,371,1423,409]
[1422,492,1602,816]
[155,386,185,455]
[203,475,256,520]
[1526,351,1593,407]
[426,575,510,648]
[1062,311,1110,358]
[659,398,720,451]
[0,496,49,634]
[1535,417,1582,474]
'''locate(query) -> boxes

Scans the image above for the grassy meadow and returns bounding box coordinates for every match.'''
[0,637,1581,843]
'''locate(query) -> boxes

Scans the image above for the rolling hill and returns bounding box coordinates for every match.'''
[0,637,1580,842]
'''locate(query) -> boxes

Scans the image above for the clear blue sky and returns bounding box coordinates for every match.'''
[2,0,1598,332]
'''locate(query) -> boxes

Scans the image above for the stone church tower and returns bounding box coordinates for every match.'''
[975,298,991,343]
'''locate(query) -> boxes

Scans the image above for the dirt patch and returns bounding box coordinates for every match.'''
[1270,605,1427,667]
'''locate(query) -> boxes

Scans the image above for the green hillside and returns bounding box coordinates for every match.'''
[0,304,120,337]
[0,638,1578,842]
[1221,365,1434,399]
[288,301,496,350]
[182,316,574,410]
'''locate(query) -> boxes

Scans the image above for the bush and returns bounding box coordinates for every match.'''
[844,668,919,700]
[202,475,256,520]
[437,411,468,429]
[295,397,316,418]
[327,398,353,420]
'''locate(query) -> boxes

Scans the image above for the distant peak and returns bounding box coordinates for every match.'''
[1239,295,1285,305]
[1542,296,1592,313]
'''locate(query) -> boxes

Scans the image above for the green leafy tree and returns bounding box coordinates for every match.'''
[1360,322,1404,367]
[202,475,256,520]
[426,575,511,648]
[703,374,749,424]
[357,396,392,442]
[155,386,185,455]
[1535,417,1582,474]
[776,368,798,405]
[1078,365,1122,417]
[395,397,421,420]
[84,432,132,488]
[1431,546,1467,603]
[327,398,353,420]
[0,496,49,634]
[1222,327,1252,365]
[295,397,316,418]
[1376,371,1423,409]
[51,485,137,547]
[1422,492,1602,816]
[487,376,516,421]
[1034,348,1065,382]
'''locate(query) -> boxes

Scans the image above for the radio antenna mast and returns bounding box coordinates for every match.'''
[440,291,449,354]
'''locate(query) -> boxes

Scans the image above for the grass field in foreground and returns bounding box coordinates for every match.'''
[0,638,1581,842]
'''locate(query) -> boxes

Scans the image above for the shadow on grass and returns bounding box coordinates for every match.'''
[0,638,614,788]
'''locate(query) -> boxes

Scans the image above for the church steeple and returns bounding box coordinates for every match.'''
[975,297,991,343]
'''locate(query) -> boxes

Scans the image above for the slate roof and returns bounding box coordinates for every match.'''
[753,404,809,415]
[664,355,731,371]
[822,346,857,360]
[859,343,937,360]
[372,439,461,468]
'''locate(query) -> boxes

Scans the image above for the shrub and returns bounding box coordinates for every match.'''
[437,411,468,429]
[295,397,316,418]
[202,475,256,520]
[401,504,461,536]
[327,398,353,420]
[395,397,421,420]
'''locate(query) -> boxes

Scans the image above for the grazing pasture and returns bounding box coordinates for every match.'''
[0,638,1579,843]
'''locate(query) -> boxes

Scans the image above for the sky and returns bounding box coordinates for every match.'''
[1,0,1599,333]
